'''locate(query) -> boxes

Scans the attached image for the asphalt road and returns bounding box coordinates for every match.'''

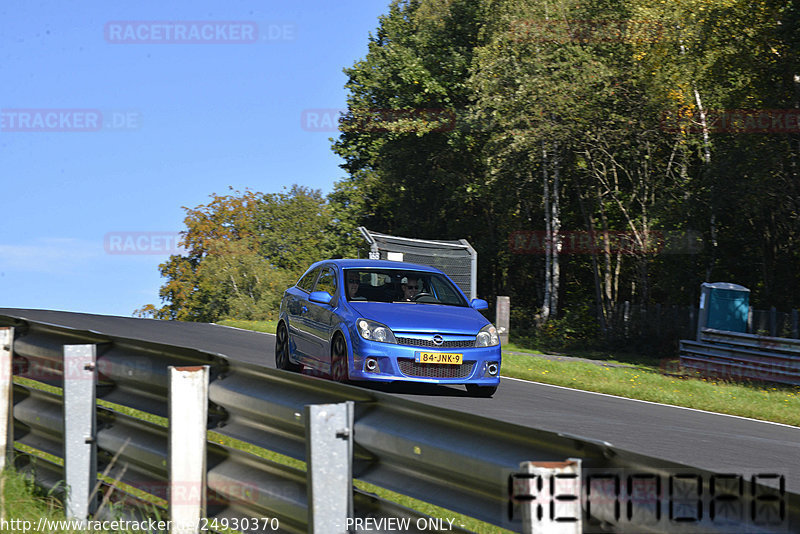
[2,307,798,493]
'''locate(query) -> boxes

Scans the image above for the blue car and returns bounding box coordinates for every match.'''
[275,259,501,397]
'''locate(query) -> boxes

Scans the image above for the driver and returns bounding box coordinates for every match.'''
[401,276,420,301]
[346,272,364,300]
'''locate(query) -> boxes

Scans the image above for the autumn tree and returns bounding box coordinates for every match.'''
[136,185,353,321]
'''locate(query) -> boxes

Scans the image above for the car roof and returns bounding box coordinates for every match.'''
[308,258,445,274]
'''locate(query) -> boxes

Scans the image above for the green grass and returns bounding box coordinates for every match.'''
[216,319,277,334]
[0,466,164,533]
[0,468,90,533]
[503,341,662,367]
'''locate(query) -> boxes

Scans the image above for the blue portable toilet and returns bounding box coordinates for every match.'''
[696,282,750,340]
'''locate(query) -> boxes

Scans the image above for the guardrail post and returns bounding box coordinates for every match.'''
[623,301,630,337]
[496,296,510,346]
[770,306,777,337]
[169,365,209,534]
[305,401,354,533]
[512,459,581,534]
[640,303,647,337]
[0,327,13,470]
[463,238,478,300]
[655,303,662,338]
[63,344,98,524]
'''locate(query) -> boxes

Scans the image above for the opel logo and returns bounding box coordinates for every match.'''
[432,335,444,346]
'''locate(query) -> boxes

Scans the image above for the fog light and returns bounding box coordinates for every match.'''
[365,358,379,373]
[487,363,498,376]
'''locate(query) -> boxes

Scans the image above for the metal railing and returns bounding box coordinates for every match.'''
[2,314,798,533]
[680,328,800,385]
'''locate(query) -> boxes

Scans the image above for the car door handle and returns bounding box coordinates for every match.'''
[301,306,308,314]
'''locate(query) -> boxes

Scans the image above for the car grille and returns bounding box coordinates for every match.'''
[397,359,475,379]
[396,336,475,348]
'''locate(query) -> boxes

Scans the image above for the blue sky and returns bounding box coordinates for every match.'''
[1,1,392,317]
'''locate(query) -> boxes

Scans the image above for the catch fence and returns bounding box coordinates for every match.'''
[358,227,477,300]
[595,302,799,352]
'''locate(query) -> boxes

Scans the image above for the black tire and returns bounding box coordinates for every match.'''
[275,322,301,372]
[330,334,350,382]
[466,384,498,398]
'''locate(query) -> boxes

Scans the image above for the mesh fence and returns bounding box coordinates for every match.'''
[602,303,799,354]
[358,227,477,299]
[751,308,800,338]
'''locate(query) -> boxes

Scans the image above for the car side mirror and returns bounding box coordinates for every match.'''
[309,291,333,305]
[470,298,488,311]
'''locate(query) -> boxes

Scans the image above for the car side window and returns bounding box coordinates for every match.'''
[297,267,320,293]
[313,266,337,295]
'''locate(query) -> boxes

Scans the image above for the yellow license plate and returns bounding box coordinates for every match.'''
[415,352,463,365]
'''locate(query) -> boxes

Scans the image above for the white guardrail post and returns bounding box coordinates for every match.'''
[305,401,354,533]
[496,296,510,346]
[63,344,98,525]
[512,459,582,534]
[0,327,13,470]
[169,365,209,534]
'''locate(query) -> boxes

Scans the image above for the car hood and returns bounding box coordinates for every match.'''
[347,301,489,335]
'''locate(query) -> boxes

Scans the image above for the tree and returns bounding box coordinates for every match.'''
[136,185,351,321]
[332,0,490,241]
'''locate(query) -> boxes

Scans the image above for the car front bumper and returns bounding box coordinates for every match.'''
[347,335,501,385]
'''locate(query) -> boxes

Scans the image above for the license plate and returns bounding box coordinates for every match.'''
[415,352,463,365]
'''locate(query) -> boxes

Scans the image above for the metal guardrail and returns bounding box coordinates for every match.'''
[680,328,800,385]
[3,315,799,533]
[701,329,800,355]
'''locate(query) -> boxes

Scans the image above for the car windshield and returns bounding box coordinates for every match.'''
[344,268,468,306]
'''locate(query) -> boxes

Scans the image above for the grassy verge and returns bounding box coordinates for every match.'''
[1,468,90,533]
[0,467,158,533]
[215,319,277,334]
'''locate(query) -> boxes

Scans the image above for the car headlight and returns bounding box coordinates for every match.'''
[357,318,397,344]
[475,324,500,347]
